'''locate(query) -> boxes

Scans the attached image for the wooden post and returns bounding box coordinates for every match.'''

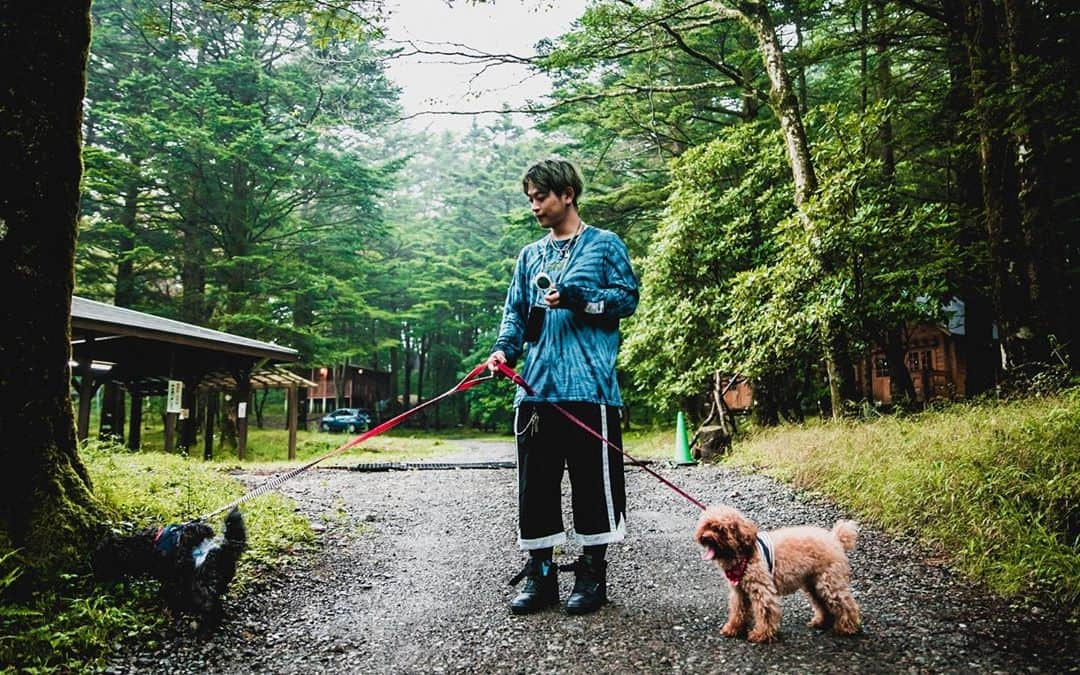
[236,371,251,461]
[179,377,198,452]
[204,390,217,460]
[287,384,298,461]
[165,350,177,453]
[128,393,143,450]
[99,381,118,440]
[164,411,176,453]
[114,385,126,444]
[76,354,93,442]
[237,405,248,460]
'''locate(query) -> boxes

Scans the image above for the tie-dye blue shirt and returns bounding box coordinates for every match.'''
[493,224,639,407]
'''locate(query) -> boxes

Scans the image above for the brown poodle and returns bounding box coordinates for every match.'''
[694,504,860,643]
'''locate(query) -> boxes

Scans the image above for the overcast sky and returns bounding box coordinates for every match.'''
[380,0,587,134]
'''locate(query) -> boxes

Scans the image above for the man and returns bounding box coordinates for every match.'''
[487,158,639,615]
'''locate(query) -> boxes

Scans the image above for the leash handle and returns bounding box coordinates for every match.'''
[492,361,535,395]
[493,363,706,511]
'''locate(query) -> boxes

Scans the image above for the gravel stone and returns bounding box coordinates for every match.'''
[105,439,1078,673]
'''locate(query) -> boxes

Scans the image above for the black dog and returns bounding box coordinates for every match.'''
[92,507,247,625]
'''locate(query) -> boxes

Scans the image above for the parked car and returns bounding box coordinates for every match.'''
[319,408,371,433]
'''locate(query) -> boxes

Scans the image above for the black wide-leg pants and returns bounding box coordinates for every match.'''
[515,402,626,549]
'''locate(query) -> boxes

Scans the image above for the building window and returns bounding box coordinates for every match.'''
[907,350,933,372]
[874,356,889,378]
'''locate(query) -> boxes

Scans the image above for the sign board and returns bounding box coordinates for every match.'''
[166,380,183,413]
[179,408,189,420]
[238,402,247,419]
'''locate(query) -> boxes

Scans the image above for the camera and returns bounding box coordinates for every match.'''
[524,272,558,343]
[533,271,556,295]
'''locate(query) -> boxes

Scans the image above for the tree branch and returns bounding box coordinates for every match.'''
[393,80,736,122]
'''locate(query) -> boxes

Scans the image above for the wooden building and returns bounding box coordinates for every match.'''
[303,365,391,418]
[853,300,981,405]
[720,377,754,412]
[71,296,314,459]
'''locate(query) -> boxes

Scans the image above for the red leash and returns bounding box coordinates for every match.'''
[197,365,495,520]
[198,361,707,520]
[494,362,707,511]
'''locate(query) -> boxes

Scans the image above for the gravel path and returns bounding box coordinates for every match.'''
[107,439,1078,674]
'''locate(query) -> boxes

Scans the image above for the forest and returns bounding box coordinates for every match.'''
[74,0,1079,435]
[1,0,1077,598]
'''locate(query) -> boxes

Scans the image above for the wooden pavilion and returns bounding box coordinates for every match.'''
[70,296,315,459]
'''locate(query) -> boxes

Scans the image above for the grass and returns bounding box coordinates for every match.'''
[622,426,684,461]
[723,389,1080,621]
[135,425,500,468]
[1,440,317,674]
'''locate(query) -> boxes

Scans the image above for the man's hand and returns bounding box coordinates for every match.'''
[486,350,507,372]
[543,289,562,308]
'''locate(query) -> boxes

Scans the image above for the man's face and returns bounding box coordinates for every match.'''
[524,181,573,229]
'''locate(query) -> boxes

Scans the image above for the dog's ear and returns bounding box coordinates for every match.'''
[730,514,758,557]
[693,515,710,544]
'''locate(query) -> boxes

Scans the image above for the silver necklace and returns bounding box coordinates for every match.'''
[545,222,585,268]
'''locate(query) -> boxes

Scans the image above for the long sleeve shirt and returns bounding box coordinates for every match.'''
[493,224,639,407]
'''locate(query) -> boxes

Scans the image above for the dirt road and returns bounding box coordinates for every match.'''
[106,440,1077,674]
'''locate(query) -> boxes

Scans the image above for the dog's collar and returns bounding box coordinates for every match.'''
[756,532,775,575]
[724,534,774,586]
[724,556,749,585]
[154,524,183,555]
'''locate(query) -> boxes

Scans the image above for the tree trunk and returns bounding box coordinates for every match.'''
[791,0,807,113]
[180,234,209,324]
[860,1,869,111]
[402,327,413,411]
[875,0,895,181]
[730,1,857,418]
[941,3,1000,396]
[884,327,917,408]
[735,1,817,205]
[98,381,125,443]
[254,388,268,429]
[0,0,110,589]
[959,0,1032,369]
[388,346,398,407]
[292,292,315,430]
[220,395,238,451]
[334,363,347,409]
[416,334,428,406]
[114,174,141,308]
[1003,0,1065,363]
[204,391,218,460]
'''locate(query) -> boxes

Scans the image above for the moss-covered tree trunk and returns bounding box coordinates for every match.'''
[0,0,110,588]
[729,0,856,418]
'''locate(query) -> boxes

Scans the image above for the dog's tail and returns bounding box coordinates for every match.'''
[832,520,858,551]
[223,507,247,554]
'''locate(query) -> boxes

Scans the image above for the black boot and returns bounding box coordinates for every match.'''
[508,557,558,614]
[562,554,607,615]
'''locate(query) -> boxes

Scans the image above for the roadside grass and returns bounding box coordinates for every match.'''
[1,441,315,674]
[724,389,1080,621]
[622,426,682,460]
[136,426,500,468]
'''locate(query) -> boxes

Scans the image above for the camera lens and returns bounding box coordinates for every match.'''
[534,272,552,291]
